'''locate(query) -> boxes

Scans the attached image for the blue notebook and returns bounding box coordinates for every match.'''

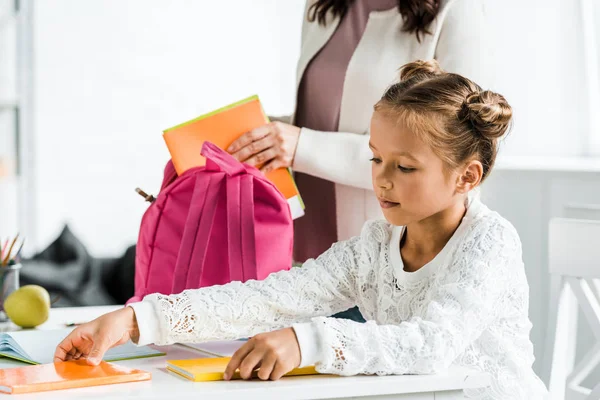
[0,328,164,364]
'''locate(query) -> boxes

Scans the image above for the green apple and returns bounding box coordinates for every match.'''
[4,285,51,328]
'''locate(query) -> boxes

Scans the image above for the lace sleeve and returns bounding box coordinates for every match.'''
[140,233,371,346]
[311,219,523,376]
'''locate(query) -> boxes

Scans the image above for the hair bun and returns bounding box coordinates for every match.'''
[399,59,445,82]
[459,90,512,140]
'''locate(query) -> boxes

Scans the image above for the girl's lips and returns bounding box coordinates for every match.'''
[379,199,399,209]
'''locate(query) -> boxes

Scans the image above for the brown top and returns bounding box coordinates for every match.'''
[293,0,397,262]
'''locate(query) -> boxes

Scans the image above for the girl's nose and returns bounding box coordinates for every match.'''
[379,180,393,190]
[375,170,393,190]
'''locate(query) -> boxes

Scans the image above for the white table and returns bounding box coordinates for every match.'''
[0,306,490,399]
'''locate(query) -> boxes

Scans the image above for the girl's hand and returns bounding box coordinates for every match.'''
[54,307,139,365]
[224,328,301,381]
[228,122,301,174]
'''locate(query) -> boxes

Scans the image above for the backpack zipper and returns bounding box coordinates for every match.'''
[135,188,156,203]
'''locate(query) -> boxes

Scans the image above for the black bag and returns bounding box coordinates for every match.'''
[21,225,135,306]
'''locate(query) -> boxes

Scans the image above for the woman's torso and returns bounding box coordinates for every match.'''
[292,0,457,256]
[293,0,398,261]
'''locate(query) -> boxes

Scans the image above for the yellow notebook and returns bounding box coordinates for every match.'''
[166,357,317,382]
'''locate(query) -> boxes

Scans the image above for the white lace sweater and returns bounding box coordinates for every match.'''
[130,197,548,399]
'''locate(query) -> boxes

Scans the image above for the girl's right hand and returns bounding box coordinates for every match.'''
[54,306,140,366]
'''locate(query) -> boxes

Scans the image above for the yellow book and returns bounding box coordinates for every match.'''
[166,357,317,382]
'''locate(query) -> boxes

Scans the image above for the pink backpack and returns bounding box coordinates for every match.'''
[127,141,293,304]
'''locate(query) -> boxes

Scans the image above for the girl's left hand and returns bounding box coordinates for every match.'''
[227,122,301,174]
[223,328,301,381]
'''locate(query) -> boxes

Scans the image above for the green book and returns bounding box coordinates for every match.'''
[0,328,164,365]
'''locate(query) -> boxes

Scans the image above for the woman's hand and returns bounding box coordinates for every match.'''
[224,327,301,381]
[54,307,139,366]
[228,122,301,174]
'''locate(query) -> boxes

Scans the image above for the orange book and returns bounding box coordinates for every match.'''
[163,95,304,219]
[0,360,151,394]
[167,357,318,382]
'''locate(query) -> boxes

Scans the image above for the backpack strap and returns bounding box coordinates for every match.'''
[171,173,221,294]
[173,142,255,292]
[202,141,245,176]
[227,174,257,282]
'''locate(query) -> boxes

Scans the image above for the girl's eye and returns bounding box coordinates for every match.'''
[398,165,415,173]
[369,157,382,164]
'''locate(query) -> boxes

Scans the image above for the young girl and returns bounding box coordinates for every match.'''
[55,60,548,399]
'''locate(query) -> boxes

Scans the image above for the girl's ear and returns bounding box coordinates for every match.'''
[456,160,483,193]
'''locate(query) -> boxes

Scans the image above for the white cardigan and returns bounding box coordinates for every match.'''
[130,196,548,398]
[291,0,491,241]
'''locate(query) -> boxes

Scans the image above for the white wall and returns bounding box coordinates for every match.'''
[485,0,588,158]
[0,1,20,240]
[30,0,599,258]
[33,0,305,256]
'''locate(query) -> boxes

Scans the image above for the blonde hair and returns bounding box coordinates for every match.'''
[374,60,512,181]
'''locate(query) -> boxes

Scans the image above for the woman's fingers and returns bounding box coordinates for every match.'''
[231,134,274,163]
[260,159,283,175]
[245,147,278,167]
[228,121,299,170]
[228,125,272,155]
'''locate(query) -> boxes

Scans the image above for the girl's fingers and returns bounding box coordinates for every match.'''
[257,352,277,381]
[224,341,254,380]
[67,347,78,359]
[54,343,71,362]
[237,348,265,380]
[270,361,291,381]
[55,330,86,363]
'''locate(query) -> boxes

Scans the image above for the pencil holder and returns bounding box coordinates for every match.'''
[0,264,21,322]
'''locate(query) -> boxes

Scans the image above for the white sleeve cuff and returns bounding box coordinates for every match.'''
[128,300,160,346]
[293,322,322,368]
[292,127,373,190]
[292,127,320,174]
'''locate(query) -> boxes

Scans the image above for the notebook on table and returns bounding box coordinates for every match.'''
[167,356,317,382]
[0,359,150,394]
[178,339,246,358]
[162,95,305,219]
[0,328,164,365]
